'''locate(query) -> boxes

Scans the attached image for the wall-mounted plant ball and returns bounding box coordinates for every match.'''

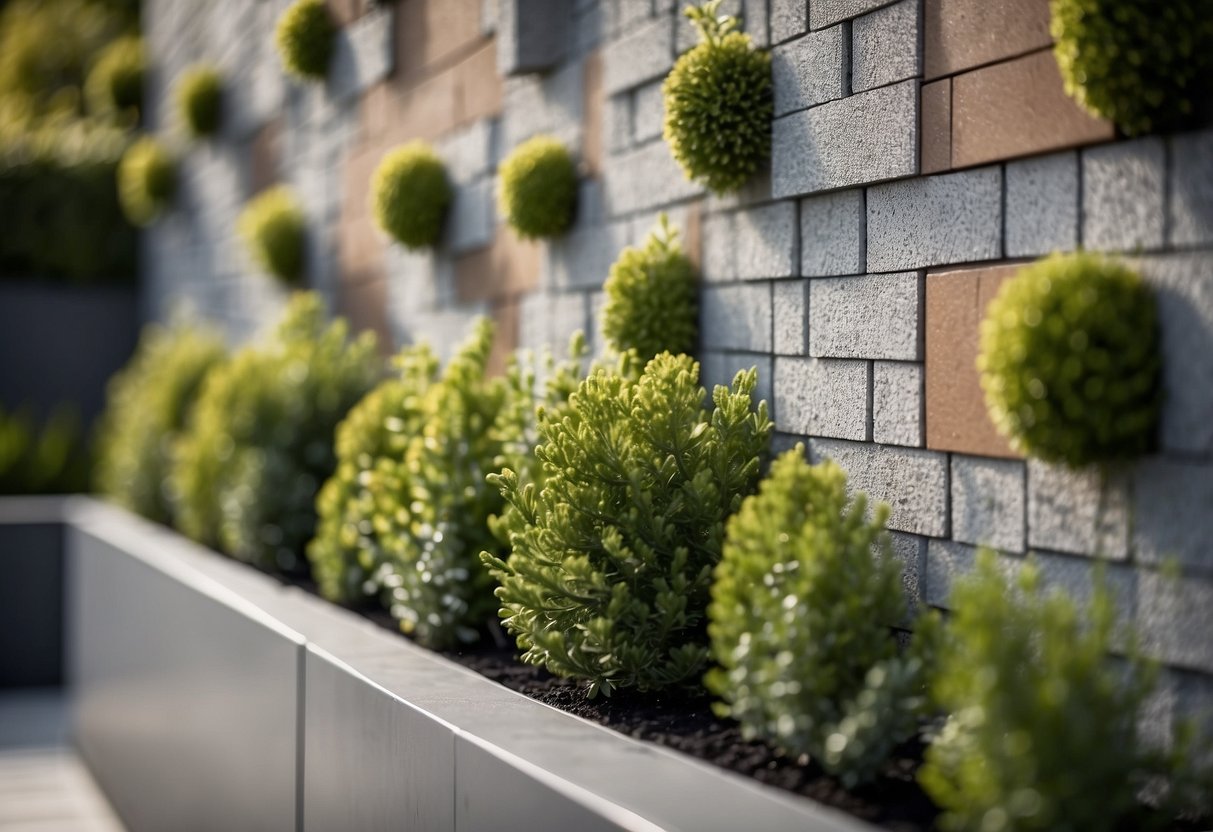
[1051,0,1213,136]
[602,213,697,360]
[238,186,307,283]
[663,1,772,195]
[275,0,335,82]
[176,65,223,139]
[977,252,1160,468]
[496,134,577,240]
[371,141,452,250]
[85,35,145,119]
[117,136,176,226]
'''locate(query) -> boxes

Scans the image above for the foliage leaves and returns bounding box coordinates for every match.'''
[497,134,577,240]
[176,65,222,139]
[238,185,307,283]
[371,141,452,250]
[117,134,175,226]
[85,35,143,121]
[275,0,335,81]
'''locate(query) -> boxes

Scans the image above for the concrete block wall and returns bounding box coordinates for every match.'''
[143,0,1213,733]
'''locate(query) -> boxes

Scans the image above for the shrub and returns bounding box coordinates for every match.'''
[1051,0,1213,137]
[275,0,335,82]
[484,352,772,696]
[172,292,381,574]
[0,405,89,494]
[496,135,577,240]
[707,448,937,787]
[94,322,226,525]
[238,186,307,283]
[371,141,452,250]
[977,252,1160,468]
[117,135,175,226]
[176,65,223,139]
[602,213,697,360]
[85,35,144,120]
[663,1,771,195]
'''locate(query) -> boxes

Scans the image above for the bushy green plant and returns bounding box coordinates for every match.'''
[602,214,697,360]
[94,322,226,525]
[663,1,772,195]
[484,353,772,696]
[238,186,307,283]
[117,135,175,226]
[1051,0,1213,137]
[172,292,381,574]
[371,141,452,250]
[175,65,223,139]
[275,0,335,82]
[707,447,936,787]
[977,252,1160,468]
[496,134,577,240]
[85,35,143,120]
[0,405,88,494]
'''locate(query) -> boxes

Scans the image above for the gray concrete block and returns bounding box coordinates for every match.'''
[1027,459,1129,559]
[519,291,591,356]
[603,138,704,214]
[867,166,1002,271]
[1138,570,1213,673]
[1006,151,1079,258]
[605,93,632,155]
[774,357,869,440]
[700,351,774,412]
[700,283,773,352]
[735,202,799,279]
[924,539,981,607]
[440,120,496,184]
[497,0,568,76]
[328,6,394,102]
[800,189,864,277]
[1133,458,1213,574]
[610,0,653,35]
[444,179,495,254]
[1169,128,1213,247]
[546,220,629,291]
[811,0,897,29]
[702,212,735,283]
[770,0,808,43]
[772,80,918,198]
[886,531,926,613]
[809,439,949,536]
[772,26,847,116]
[1082,137,1165,253]
[632,79,665,144]
[773,279,807,355]
[809,272,921,360]
[872,361,921,447]
[744,0,770,47]
[604,14,674,94]
[502,60,585,153]
[950,456,1025,553]
[851,0,919,93]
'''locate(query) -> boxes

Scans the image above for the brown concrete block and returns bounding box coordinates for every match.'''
[925,263,1023,458]
[952,49,1114,168]
[337,272,393,353]
[487,298,521,378]
[582,50,604,177]
[683,199,703,272]
[453,231,542,304]
[326,0,361,27]
[453,41,503,124]
[921,78,951,174]
[923,0,1052,80]
[395,0,485,81]
[341,145,381,224]
[248,118,283,196]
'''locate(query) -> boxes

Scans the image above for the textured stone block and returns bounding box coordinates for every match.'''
[773,80,918,198]
[811,0,898,29]
[700,283,773,352]
[867,166,1001,271]
[923,0,1052,80]
[770,0,808,42]
[605,93,631,154]
[886,532,926,613]
[497,0,568,76]
[328,6,394,102]
[799,189,864,276]
[443,179,495,254]
[1133,459,1213,573]
[735,202,799,279]
[773,279,807,354]
[920,78,951,174]
[1082,137,1166,253]
[545,220,629,291]
[1169,128,1213,246]
[440,120,496,184]
[872,361,922,447]
[632,79,664,143]
[809,273,921,360]
[1027,459,1129,559]
[701,212,735,282]
[924,539,982,607]
[1138,571,1213,673]
[1006,151,1079,258]
[772,26,847,116]
[501,60,584,153]
[519,290,590,355]
[604,15,674,94]
[950,456,1025,553]
[774,357,869,440]
[743,0,770,47]
[603,138,704,214]
[852,0,919,93]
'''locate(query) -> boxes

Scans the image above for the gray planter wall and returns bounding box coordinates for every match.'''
[0,498,66,687]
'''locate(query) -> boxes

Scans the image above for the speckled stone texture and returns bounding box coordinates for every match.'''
[809,272,921,360]
[774,357,869,440]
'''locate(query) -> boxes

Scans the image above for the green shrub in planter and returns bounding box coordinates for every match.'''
[238,186,307,283]
[977,252,1160,468]
[496,135,577,240]
[662,1,772,195]
[602,214,697,360]
[175,65,223,139]
[95,322,226,524]
[484,352,772,696]
[85,35,144,119]
[1051,0,1213,136]
[275,0,335,82]
[172,292,381,574]
[117,135,175,226]
[0,405,89,495]
[707,448,937,787]
[371,141,452,250]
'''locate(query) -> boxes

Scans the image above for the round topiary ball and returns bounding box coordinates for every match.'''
[663,1,771,195]
[238,186,307,283]
[371,141,452,250]
[117,135,176,226]
[977,252,1161,468]
[275,0,335,82]
[176,65,223,139]
[497,134,577,240]
[1051,0,1213,136]
[86,35,145,119]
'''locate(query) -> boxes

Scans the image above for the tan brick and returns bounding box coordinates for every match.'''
[454,231,542,304]
[336,271,393,353]
[248,118,283,196]
[342,145,381,222]
[921,78,951,174]
[923,0,1052,80]
[395,0,485,80]
[326,0,362,27]
[582,50,604,177]
[487,298,521,378]
[453,41,503,124]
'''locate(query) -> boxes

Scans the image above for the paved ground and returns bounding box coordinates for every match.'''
[0,690,124,831]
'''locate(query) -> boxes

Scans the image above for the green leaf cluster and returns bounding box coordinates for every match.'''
[85,35,143,121]
[1051,0,1213,137]
[977,252,1160,468]
[484,352,772,696]
[171,292,381,574]
[117,134,175,226]
[602,214,697,360]
[94,322,226,525]
[238,185,307,283]
[275,0,335,82]
[0,405,89,495]
[175,65,223,139]
[708,447,936,787]
[662,1,772,195]
[496,134,577,240]
[371,141,452,250]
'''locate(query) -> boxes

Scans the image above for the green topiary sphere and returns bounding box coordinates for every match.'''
[663,1,772,195]
[977,252,1161,468]
[86,35,145,119]
[238,186,307,283]
[496,134,577,240]
[275,0,335,82]
[602,213,697,360]
[176,65,223,139]
[371,141,452,250]
[1051,0,1213,136]
[117,135,176,226]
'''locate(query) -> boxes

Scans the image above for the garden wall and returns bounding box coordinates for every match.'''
[141,0,1213,734]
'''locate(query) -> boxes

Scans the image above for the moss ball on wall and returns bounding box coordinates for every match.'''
[275,0,335,82]
[496,134,578,240]
[86,35,145,119]
[176,65,223,139]
[371,141,452,250]
[117,135,176,226]
[238,185,307,283]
